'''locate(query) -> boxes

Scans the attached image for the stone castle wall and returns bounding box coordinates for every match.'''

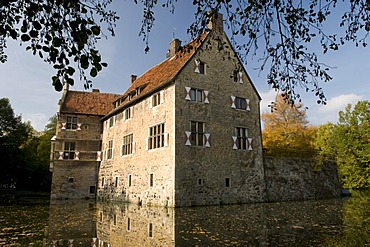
[264,157,341,202]
[97,85,176,207]
[50,114,102,199]
[173,30,266,206]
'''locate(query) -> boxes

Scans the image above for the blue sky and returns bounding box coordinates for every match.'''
[0,1,369,131]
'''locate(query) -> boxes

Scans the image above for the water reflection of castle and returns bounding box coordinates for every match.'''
[46,199,343,246]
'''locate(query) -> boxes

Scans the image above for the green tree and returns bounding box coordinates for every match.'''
[0,98,32,188]
[0,0,118,91]
[262,93,317,158]
[316,101,370,189]
[19,115,56,191]
[1,1,369,102]
[37,115,57,163]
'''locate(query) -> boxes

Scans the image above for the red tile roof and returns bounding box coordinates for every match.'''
[60,90,121,116]
[106,32,210,118]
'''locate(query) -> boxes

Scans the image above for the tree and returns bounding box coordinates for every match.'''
[316,101,370,189]
[37,115,57,163]
[1,1,369,102]
[0,98,32,188]
[262,93,317,157]
[0,0,118,91]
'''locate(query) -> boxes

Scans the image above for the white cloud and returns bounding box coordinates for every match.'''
[259,89,280,114]
[309,94,364,125]
[318,94,363,114]
[23,113,48,132]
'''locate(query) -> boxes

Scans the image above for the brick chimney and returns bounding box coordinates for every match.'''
[168,38,181,57]
[130,75,137,84]
[208,11,224,33]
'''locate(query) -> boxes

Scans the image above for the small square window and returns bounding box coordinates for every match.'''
[89,186,95,194]
[225,178,230,187]
[198,178,204,186]
[68,177,74,183]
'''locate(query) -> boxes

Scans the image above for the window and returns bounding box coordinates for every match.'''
[127,218,131,231]
[101,177,105,187]
[124,107,133,120]
[152,92,161,107]
[89,186,95,194]
[235,97,247,110]
[115,177,119,187]
[190,121,204,146]
[191,88,203,102]
[149,173,154,187]
[107,140,113,159]
[225,178,231,187]
[185,87,209,103]
[128,174,132,187]
[235,127,248,150]
[148,223,153,238]
[122,134,134,155]
[108,117,114,128]
[185,121,210,147]
[66,116,77,130]
[195,59,205,74]
[63,142,75,159]
[148,123,165,150]
[231,96,250,110]
[198,178,204,186]
[68,177,74,183]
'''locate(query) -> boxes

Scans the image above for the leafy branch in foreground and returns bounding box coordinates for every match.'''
[0,0,118,91]
[1,0,369,102]
[185,0,369,105]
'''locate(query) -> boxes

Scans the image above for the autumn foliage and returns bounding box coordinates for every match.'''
[262,94,317,158]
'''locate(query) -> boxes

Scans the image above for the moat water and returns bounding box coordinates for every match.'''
[0,191,369,247]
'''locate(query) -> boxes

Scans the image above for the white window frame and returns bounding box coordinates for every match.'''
[147,123,167,150]
[124,107,133,121]
[106,140,114,159]
[121,133,134,156]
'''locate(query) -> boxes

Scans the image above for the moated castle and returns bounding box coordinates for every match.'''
[50,13,340,206]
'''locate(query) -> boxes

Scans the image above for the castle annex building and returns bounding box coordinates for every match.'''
[50,13,266,205]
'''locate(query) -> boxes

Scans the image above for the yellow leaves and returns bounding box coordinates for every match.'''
[262,94,317,158]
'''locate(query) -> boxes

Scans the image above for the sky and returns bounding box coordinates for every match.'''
[1,1,369,131]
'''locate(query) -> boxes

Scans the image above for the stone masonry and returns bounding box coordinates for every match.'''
[51,12,340,206]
